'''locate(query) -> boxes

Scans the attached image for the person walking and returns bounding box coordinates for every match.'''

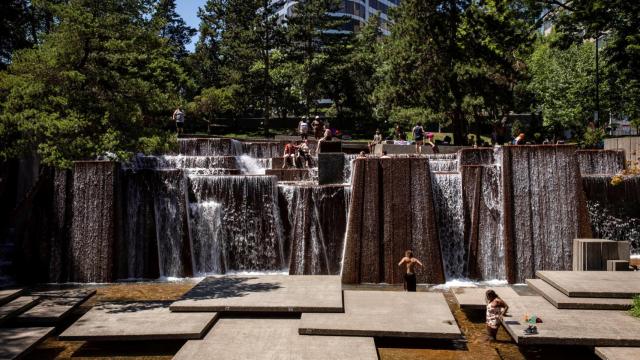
[412,123,425,154]
[426,132,439,154]
[398,250,423,292]
[173,106,185,134]
[298,117,309,140]
[485,290,509,341]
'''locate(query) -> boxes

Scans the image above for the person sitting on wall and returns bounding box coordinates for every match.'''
[315,128,333,154]
[398,250,423,292]
[282,141,298,169]
[357,151,366,159]
[513,133,525,145]
[369,129,383,153]
[380,150,390,158]
[297,139,312,168]
[394,124,406,141]
[426,132,439,154]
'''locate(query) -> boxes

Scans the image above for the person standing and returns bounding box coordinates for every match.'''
[298,117,309,140]
[315,128,333,154]
[312,116,324,140]
[412,123,425,154]
[173,106,185,134]
[369,129,383,153]
[398,250,423,292]
[485,290,509,341]
[426,132,439,154]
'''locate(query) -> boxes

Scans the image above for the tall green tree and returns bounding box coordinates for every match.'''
[152,0,197,60]
[0,0,191,167]
[377,0,537,144]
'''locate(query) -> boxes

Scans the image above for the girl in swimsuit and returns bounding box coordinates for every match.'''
[485,289,509,340]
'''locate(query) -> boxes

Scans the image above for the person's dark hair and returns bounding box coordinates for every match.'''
[485,289,498,302]
[405,250,413,258]
[382,150,388,155]
[417,123,421,127]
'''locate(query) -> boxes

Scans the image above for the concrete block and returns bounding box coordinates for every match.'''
[526,279,632,310]
[536,271,640,298]
[616,241,630,261]
[0,327,55,360]
[264,169,310,181]
[59,302,217,341]
[572,239,620,271]
[170,275,343,313]
[173,319,377,360]
[607,260,630,271]
[318,153,345,185]
[596,347,640,360]
[318,141,342,153]
[0,296,39,325]
[0,289,24,306]
[299,291,462,339]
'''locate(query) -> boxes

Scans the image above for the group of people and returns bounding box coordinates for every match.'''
[369,124,439,154]
[298,116,331,141]
[399,250,509,342]
[282,140,312,169]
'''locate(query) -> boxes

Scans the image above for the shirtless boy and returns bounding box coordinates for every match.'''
[398,250,423,292]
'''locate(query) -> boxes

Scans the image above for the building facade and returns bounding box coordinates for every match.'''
[273,0,401,35]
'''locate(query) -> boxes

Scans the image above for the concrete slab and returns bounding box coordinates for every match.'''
[170,275,343,313]
[0,327,55,360]
[498,288,640,346]
[527,279,632,310]
[0,289,24,306]
[173,318,377,360]
[451,287,520,310]
[536,271,640,298]
[29,288,96,299]
[595,347,640,360]
[299,291,462,339]
[0,297,39,325]
[15,297,86,325]
[59,302,218,341]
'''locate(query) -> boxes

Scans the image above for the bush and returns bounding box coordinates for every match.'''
[631,295,640,318]
[582,127,605,149]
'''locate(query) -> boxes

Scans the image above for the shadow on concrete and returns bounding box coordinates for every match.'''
[97,301,170,314]
[178,277,282,300]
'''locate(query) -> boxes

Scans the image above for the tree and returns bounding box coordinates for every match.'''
[377,0,537,144]
[282,0,352,116]
[527,35,599,132]
[152,0,197,60]
[0,0,192,167]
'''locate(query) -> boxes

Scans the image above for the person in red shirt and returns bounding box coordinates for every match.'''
[282,141,297,168]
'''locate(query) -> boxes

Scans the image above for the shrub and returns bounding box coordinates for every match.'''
[631,295,640,318]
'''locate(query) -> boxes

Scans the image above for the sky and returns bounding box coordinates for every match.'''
[176,0,207,52]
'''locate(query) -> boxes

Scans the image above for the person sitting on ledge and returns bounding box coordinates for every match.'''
[297,139,312,168]
[426,132,439,154]
[369,129,383,153]
[357,151,366,158]
[315,128,333,154]
[398,250,423,292]
[380,150,390,158]
[485,289,509,341]
[282,141,297,169]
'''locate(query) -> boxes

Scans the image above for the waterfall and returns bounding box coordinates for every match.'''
[343,155,357,184]
[476,166,506,280]
[431,172,466,279]
[189,201,224,274]
[189,175,285,271]
[576,150,626,175]
[236,155,268,175]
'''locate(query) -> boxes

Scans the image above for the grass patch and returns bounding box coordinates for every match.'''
[631,295,640,318]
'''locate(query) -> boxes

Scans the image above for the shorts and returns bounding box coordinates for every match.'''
[414,136,423,141]
[404,273,417,292]
[176,122,184,129]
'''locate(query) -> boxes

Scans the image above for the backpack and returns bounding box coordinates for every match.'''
[413,126,424,138]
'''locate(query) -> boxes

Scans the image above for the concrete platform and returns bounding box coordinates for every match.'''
[59,302,218,341]
[536,271,640,298]
[452,287,520,310]
[173,318,377,360]
[15,297,87,325]
[170,275,343,313]
[527,279,632,310]
[498,288,640,346]
[0,297,39,325]
[595,347,640,360]
[0,327,55,360]
[29,288,96,299]
[265,169,311,181]
[299,291,462,339]
[0,289,24,306]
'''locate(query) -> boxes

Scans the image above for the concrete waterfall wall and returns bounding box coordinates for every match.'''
[342,157,445,285]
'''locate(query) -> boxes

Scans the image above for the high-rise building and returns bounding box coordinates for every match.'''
[273,1,401,35]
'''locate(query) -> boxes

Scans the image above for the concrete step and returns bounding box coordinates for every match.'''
[0,289,24,306]
[265,169,312,182]
[0,327,56,360]
[526,279,632,310]
[0,296,39,325]
[271,157,317,169]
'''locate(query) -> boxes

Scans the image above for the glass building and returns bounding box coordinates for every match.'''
[273,0,401,35]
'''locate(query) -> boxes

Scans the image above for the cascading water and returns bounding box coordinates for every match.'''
[343,154,358,184]
[236,155,268,175]
[431,172,466,279]
[189,175,285,271]
[189,201,224,274]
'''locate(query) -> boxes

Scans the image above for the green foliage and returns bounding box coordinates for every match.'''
[581,127,605,149]
[0,0,191,167]
[527,35,598,131]
[388,107,443,130]
[631,295,640,318]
